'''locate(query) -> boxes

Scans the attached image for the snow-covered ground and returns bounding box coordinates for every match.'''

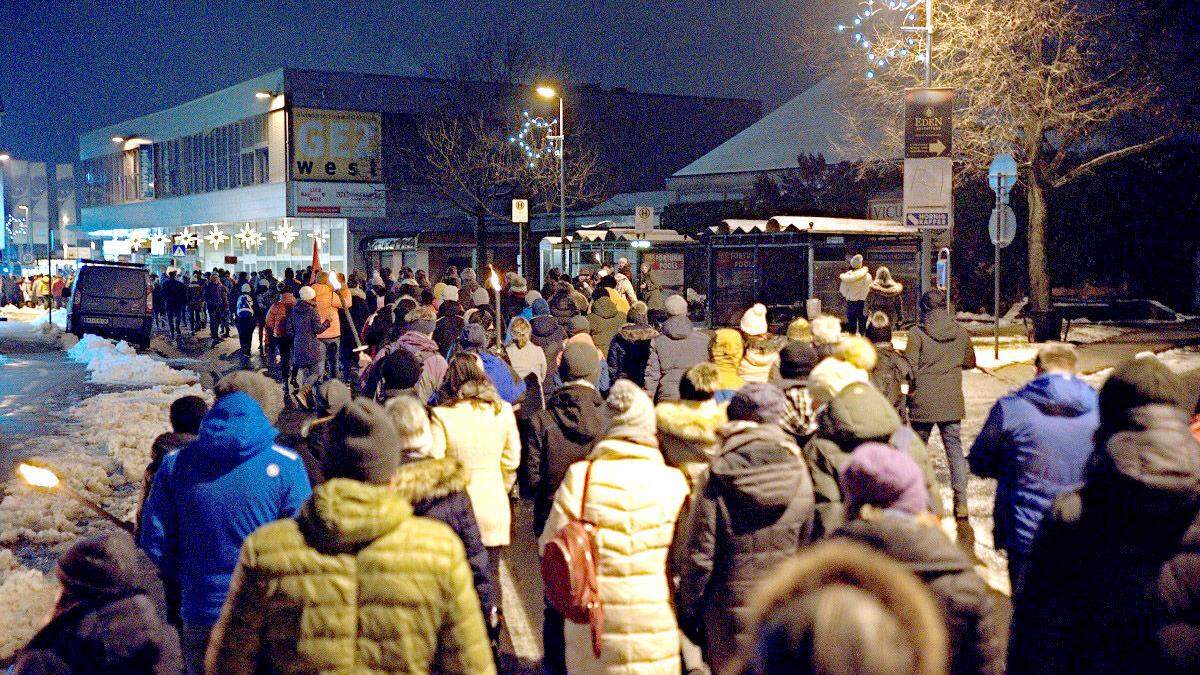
[66,334,198,387]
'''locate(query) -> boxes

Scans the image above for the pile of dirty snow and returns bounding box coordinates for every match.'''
[66,334,197,386]
[0,549,58,663]
[74,383,209,482]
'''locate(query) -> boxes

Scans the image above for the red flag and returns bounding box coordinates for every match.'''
[309,239,322,283]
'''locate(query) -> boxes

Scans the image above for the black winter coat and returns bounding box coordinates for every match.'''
[1009,404,1200,675]
[391,456,498,624]
[606,323,658,388]
[871,343,913,418]
[529,315,566,391]
[15,533,181,675]
[286,301,328,368]
[906,307,976,422]
[432,301,465,357]
[521,382,610,535]
[836,514,1008,675]
[675,421,815,674]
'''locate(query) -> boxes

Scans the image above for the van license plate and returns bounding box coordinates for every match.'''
[83,317,111,325]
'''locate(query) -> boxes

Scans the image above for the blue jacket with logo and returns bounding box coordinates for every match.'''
[138,392,310,626]
[968,373,1099,555]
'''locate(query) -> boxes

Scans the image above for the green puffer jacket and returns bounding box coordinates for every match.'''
[206,478,496,675]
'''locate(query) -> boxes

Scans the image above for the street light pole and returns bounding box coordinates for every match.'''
[924,0,933,87]
[557,94,566,276]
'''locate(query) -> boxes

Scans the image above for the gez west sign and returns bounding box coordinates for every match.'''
[292,108,382,182]
[904,88,954,159]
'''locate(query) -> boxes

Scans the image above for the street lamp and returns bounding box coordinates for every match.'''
[537,85,567,277]
[0,153,9,162]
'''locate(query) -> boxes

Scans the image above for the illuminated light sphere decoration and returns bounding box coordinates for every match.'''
[836,0,928,77]
[202,225,229,248]
[509,110,559,167]
[4,214,28,237]
[308,228,329,248]
[174,227,199,247]
[235,223,265,250]
[272,221,299,248]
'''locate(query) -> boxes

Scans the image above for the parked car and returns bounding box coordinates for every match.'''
[67,260,153,348]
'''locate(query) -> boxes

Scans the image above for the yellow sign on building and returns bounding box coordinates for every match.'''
[292,109,381,182]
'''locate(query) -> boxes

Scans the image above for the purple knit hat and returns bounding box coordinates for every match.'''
[727,382,790,424]
[840,442,929,517]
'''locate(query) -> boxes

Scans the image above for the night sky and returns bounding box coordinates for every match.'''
[0,0,834,163]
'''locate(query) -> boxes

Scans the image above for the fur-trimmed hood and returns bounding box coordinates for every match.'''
[618,323,659,342]
[745,540,949,675]
[656,399,728,446]
[390,457,469,505]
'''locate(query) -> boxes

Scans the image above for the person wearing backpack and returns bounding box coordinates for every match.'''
[539,379,689,675]
[865,311,913,421]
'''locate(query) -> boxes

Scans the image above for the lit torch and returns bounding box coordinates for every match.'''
[329,272,368,354]
[17,462,133,533]
[489,266,503,349]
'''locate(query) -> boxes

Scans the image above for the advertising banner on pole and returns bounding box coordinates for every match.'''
[904,88,954,158]
[291,109,382,182]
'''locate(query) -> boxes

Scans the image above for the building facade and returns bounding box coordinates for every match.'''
[2,158,80,274]
[78,68,760,279]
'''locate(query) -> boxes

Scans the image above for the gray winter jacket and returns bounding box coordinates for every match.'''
[906,307,976,422]
[675,421,815,674]
[645,315,709,402]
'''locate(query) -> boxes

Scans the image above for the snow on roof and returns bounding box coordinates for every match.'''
[767,216,913,235]
[673,77,862,178]
[722,219,769,233]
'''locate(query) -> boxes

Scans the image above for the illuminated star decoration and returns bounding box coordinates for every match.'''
[150,232,172,249]
[308,228,329,248]
[203,225,229,248]
[174,227,198,247]
[835,0,925,79]
[128,234,150,249]
[272,221,300,249]
[5,214,28,237]
[509,110,560,168]
[235,223,265,250]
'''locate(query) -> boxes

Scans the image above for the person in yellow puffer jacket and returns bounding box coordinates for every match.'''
[710,328,745,403]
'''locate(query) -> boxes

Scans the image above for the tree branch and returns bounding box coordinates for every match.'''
[1051,134,1171,188]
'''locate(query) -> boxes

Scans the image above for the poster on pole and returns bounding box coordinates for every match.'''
[904,88,954,158]
[511,199,529,223]
[903,157,953,231]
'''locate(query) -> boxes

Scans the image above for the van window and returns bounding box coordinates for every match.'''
[79,267,146,297]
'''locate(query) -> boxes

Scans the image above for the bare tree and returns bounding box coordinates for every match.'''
[833,0,1179,324]
[423,24,572,85]
[408,113,607,273]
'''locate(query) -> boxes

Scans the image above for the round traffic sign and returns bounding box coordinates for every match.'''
[988,153,1018,194]
[989,205,1017,248]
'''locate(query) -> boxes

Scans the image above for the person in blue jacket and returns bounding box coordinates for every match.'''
[138,391,311,675]
[968,342,1098,592]
[443,323,526,406]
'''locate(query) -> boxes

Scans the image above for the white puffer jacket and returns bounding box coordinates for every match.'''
[540,438,689,675]
[839,266,873,302]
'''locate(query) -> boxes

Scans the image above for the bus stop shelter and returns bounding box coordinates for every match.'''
[539,225,699,294]
[706,216,922,328]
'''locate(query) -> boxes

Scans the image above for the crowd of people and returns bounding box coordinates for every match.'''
[12,255,1200,675]
[2,271,71,309]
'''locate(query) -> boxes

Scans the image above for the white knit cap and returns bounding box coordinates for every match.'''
[442,285,459,302]
[606,379,658,445]
[808,357,870,407]
[740,303,768,337]
[851,254,864,268]
[299,286,317,302]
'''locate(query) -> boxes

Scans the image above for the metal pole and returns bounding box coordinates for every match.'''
[558,95,567,277]
[994,240,1001,360]
[924,0,933,87]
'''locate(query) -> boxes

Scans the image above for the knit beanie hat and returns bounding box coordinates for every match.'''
[627,301,649,326]
[809,357,871,407]
[740,303,769,337]
[786,317,812,342]
[560,341,601,384]
[1099,355,1190,426]
[524,290,543,306]
[461,268,477,283]
[728,382,790,424]
[665,294,688,317]
[839,335,878,373]
[441,285,459,302]
[840,442,928,517]
[531,298,551,317]
[509,276,529,293]
[472,286,490,307]
[459,323,489,352]
[550,291,578,318]
[326,399,401,485]
[381,346,424,392]
[607,379,658,445]
[680,362,720,401]
[850,254,864,269]
[299,286,317,302]
[405,306,437,335]
[570,314,591,336]
[811,315,842,346]
[780,341,820,380]
[827,382,901,441]
[56,531,144,606]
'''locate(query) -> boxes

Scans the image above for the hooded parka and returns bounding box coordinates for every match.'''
[645,315,709,402]
[906,307,976,423]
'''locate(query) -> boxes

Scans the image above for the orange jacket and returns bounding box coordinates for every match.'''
[311,278,351,339]
[265,294,296,341]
